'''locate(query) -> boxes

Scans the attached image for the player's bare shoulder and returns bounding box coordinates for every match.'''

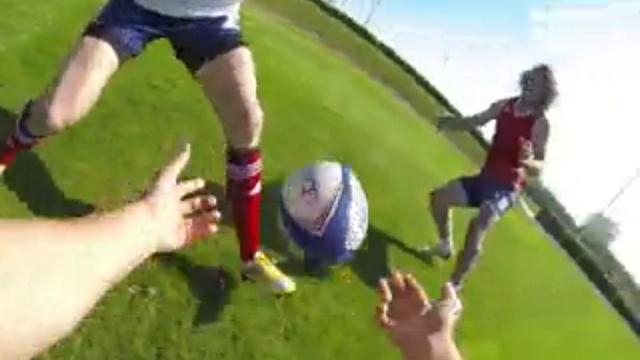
[488,98,512,118]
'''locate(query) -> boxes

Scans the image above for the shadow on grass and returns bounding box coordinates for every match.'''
[201,180,307,277]
[259,180,433,286]
[261,179,298,258]
[203,181,233,227]
[259,179,318,279]
[350,226,434,288]
[0,106,94,217]
[0,107,13,140]
[156,253,237,327]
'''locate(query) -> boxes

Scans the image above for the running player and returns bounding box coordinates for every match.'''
[0,0,295,294]
[424,64,557,288]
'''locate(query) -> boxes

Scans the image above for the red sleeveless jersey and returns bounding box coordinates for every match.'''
[482,98,536,189]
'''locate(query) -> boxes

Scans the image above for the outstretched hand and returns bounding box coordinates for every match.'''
[143,144,221,252]
[376,271,462,357]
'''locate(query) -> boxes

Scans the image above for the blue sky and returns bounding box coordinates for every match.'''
[366,0,534,35]
[338,0,640,280]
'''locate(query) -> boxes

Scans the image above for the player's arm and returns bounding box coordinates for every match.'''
[520,117,550,177]
[0,204,160,360]
[437,100,507,132]
[0,146,220,360]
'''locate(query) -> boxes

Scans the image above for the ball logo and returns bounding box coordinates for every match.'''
[301,179,319,203]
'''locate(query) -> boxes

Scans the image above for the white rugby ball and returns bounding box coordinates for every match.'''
[279,161,368,263]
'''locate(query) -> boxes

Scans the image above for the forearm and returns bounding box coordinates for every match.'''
[400,335,462,360]
[0,202,157,359]
[429,337,462,360]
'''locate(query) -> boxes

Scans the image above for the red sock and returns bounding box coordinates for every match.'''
[0,101,42,167]
[227,148,262,262]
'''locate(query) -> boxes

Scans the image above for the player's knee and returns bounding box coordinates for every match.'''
[481,207,499,227]
[248,103,264,135]
[233,102,263,148]
[472,211,495,234]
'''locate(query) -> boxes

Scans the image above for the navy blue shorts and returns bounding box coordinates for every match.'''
[84,0,244,73]
[459,174,517,216]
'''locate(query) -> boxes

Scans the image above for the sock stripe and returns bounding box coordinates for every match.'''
[15,125,37,145]
[247,180,262,196]
[14,101,40,145]
[227,159,263,180]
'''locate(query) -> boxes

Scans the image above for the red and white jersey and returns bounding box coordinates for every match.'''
[134,0,242,19]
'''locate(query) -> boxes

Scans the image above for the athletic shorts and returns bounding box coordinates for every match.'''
[459,174,517,217]
[83,0,244,73]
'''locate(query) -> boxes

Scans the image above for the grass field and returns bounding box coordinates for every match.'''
[0,0,638,359]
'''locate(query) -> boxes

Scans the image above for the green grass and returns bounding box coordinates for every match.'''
[0,0,637,359]
[259,0,489,166]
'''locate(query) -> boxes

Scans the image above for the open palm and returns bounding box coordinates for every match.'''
[377,272,462,351]
[143,144,221,252]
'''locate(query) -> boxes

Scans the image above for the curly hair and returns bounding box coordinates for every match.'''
[519,64,558,114]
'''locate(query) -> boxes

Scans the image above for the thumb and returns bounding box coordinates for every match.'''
[159,143,191,184]
[440,282,456,302]
[440,282,462,314]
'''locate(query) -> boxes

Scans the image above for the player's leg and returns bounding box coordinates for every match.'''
[429,179,468,258]
[0,0,159,173]
[424,177,473,259]
[197,46,263,257]
[0,37,119,173]
[449,203,498,287]
[197,46,263,150]
[32,37,120,134]
[185,34,294,294]
[449,184,516,288]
